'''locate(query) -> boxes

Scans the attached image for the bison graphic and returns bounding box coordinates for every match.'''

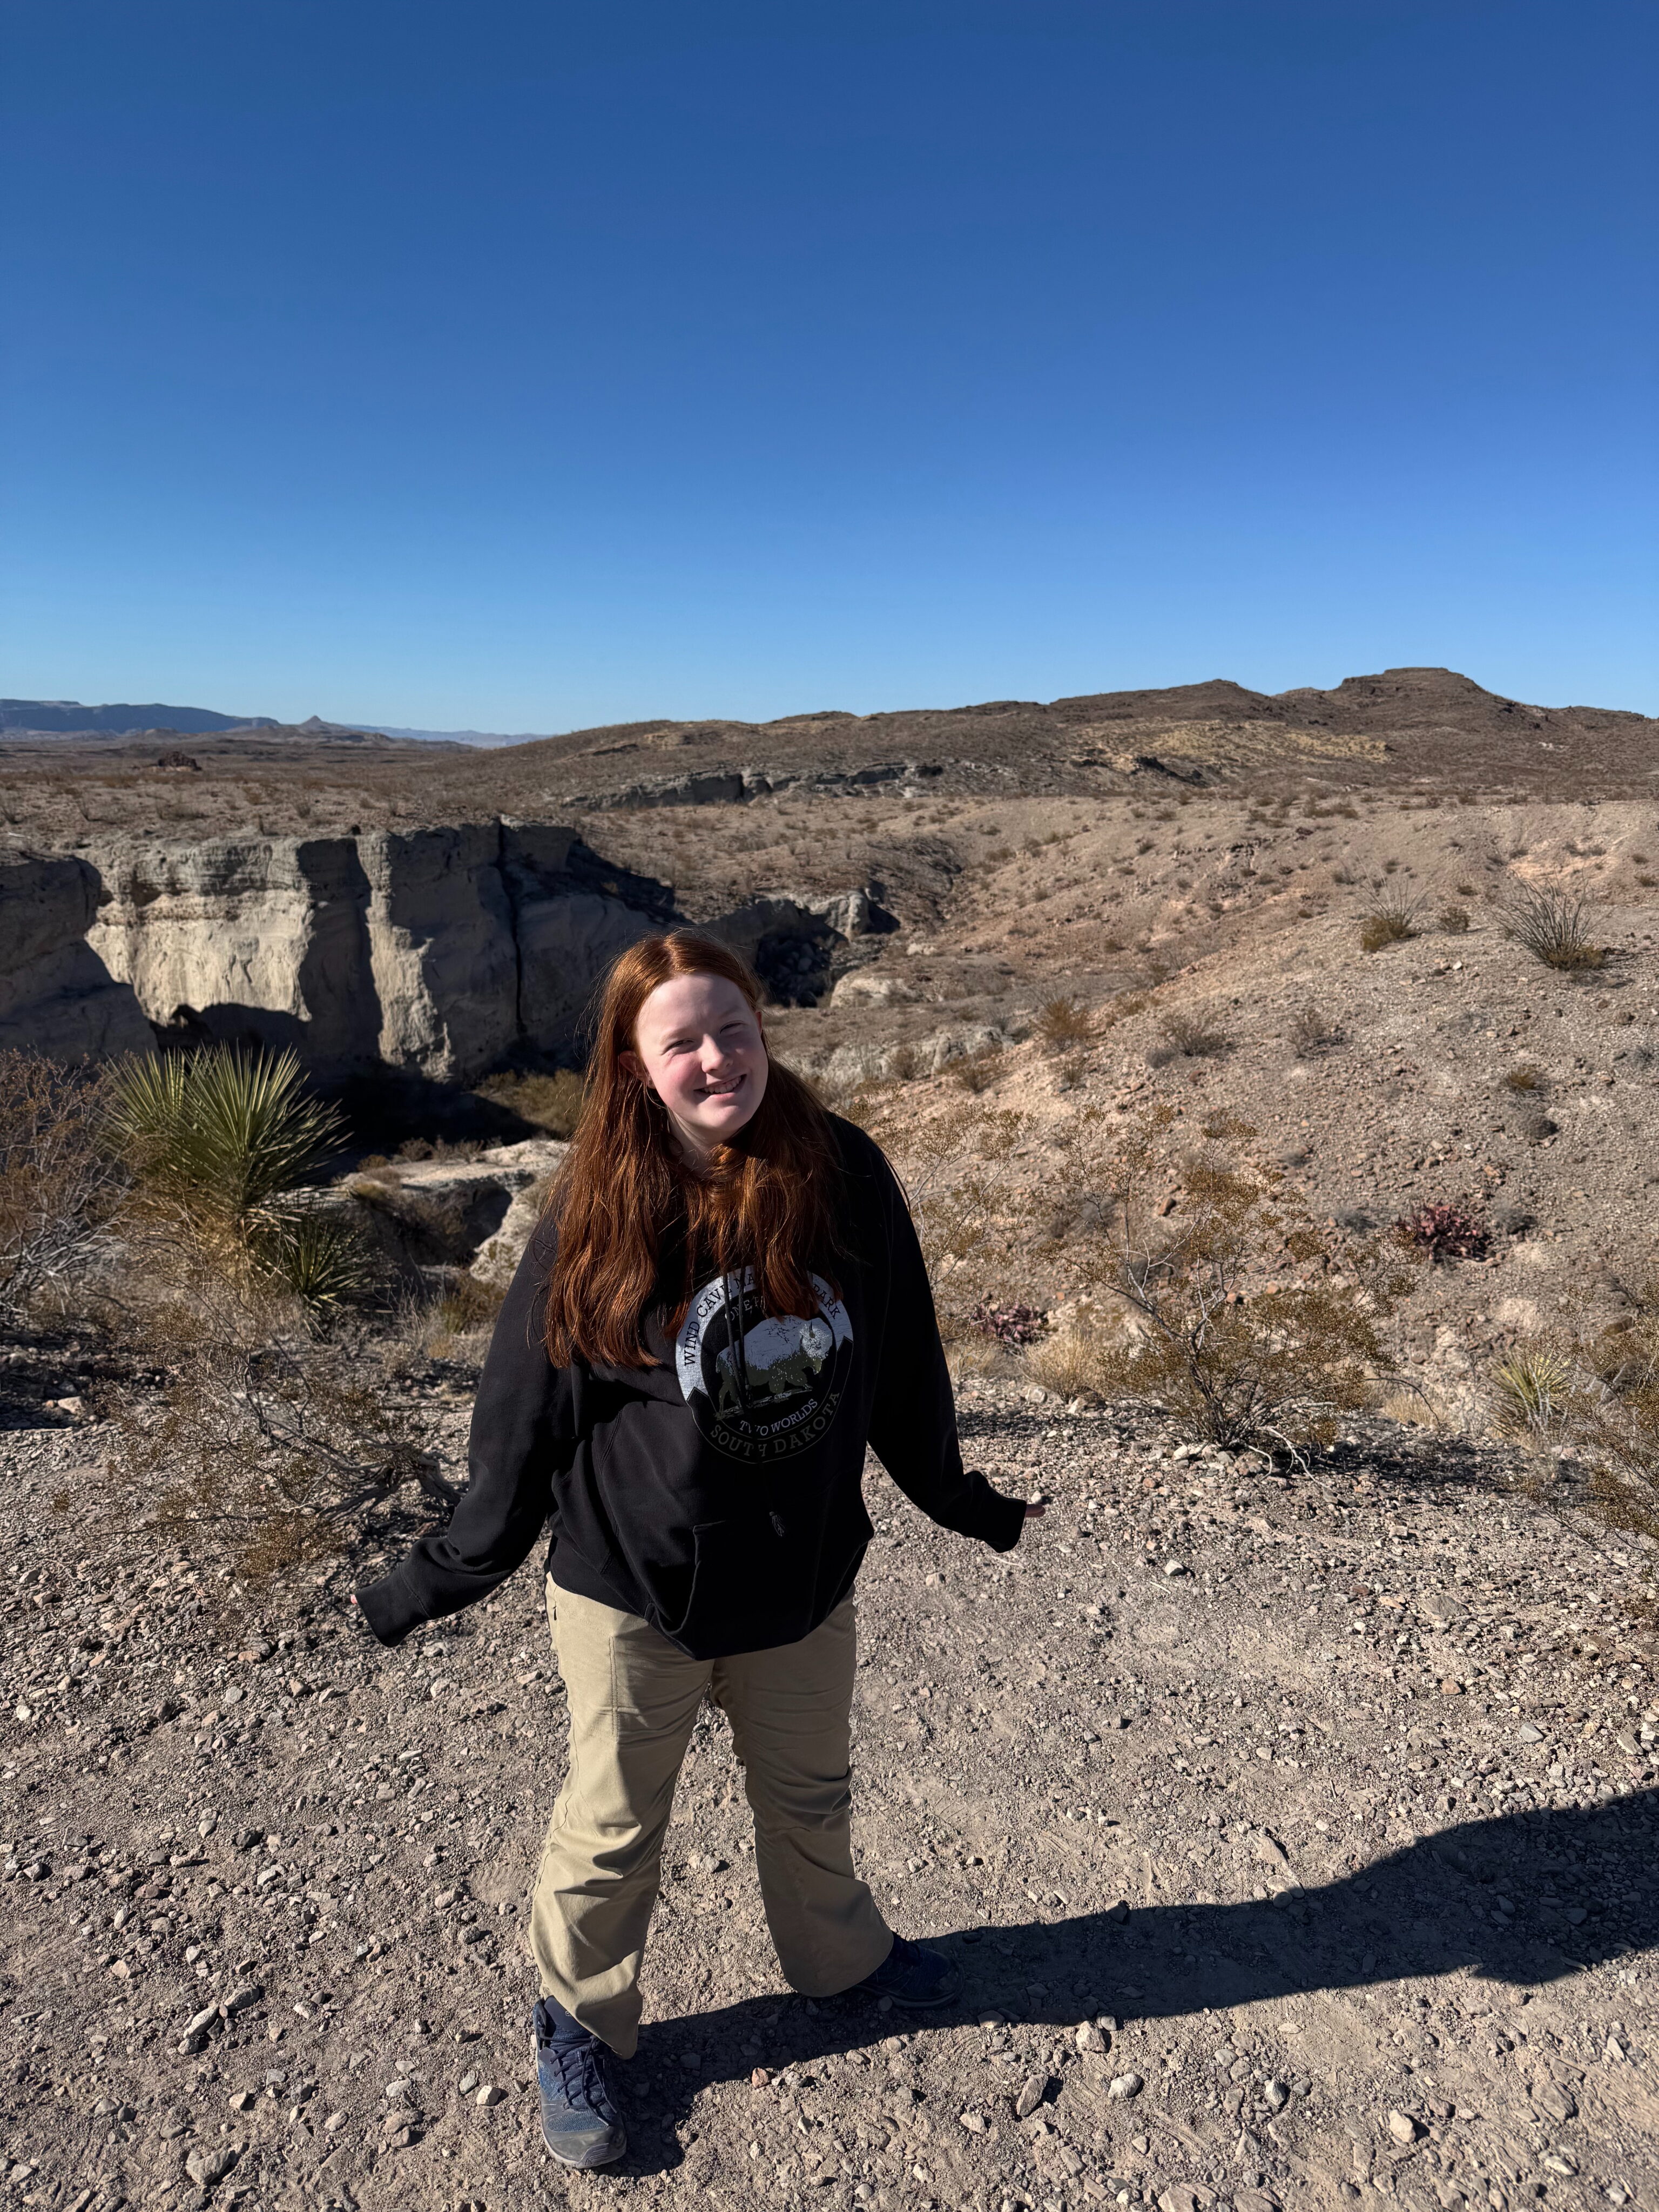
[714,1315,835,1416]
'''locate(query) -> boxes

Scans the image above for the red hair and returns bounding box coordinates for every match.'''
[542,930,842,1370]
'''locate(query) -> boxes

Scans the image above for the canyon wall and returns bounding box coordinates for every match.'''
[0,849,154,1061]
[44,821,887,1083]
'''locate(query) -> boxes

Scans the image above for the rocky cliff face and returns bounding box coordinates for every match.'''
[0,849,154,1061]
[67,820,886,1083]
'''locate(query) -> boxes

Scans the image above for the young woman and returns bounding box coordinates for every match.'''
[355,930,1040,2169]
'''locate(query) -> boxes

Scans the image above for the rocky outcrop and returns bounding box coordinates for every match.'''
[571,761,942,812]
[309,1138,566,1275]
[0,849,154,1061]
[56,821,892,1083]
[85,823,678,1083]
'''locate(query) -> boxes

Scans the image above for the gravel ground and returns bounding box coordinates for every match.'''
[4,1390,1658,2212]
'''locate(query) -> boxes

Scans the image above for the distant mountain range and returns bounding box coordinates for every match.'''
[1,698,277,735]
[0,701,479,746]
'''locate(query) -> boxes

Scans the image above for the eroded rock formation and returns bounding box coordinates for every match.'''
[0,848,154,1061]
[49,821,892,1083]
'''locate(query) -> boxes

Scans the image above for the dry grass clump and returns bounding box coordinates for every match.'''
[1438,905,1472,934]
[1034,996,1095,1050]
[1358,889,1422,951]
[1026,1324,1111,1401]
[474,1067,586,1137]
[1499,881,1605,971]
[953,1043,1003,1095]
[1157,1013,1230,1059]
[1502,1064,1545,1094]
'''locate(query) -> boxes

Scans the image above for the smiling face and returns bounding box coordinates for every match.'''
[623,970,769,1164]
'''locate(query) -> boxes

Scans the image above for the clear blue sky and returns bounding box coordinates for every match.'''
[3,0,1655,730]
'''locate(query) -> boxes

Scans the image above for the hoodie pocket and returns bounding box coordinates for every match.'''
[671,1517,806,1657]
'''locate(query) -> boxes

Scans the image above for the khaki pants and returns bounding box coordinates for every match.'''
[528,1582,892,2056]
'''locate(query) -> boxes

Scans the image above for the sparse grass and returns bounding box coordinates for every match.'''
[1036,1108,1412,1459]
[1502,1064,1545,1094]
[1499,881,1604,970]
[1289,1002,1344,1057]
[1358,889,1422,951]
[1035,996,1095,1050]
[474,1067,587,1137]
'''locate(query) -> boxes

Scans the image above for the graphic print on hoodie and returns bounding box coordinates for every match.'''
[675,1268,855,1462]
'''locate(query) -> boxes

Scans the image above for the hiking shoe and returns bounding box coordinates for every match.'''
[851,1933,962,2009]
[532,2000,628,2168]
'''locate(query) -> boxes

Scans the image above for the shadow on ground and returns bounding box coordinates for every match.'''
[618,1791,1656,2177]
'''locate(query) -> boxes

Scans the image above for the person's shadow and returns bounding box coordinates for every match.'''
[619,1789,1657,2177]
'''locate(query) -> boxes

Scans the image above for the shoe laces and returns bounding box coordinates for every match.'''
[549,2036,617,2116]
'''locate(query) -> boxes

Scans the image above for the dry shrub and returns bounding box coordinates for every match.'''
[1035,996,1095,1050]
[111,1273,441,1581]
[1035,1107,1411,1458]
[1502,1064,1544,1094]
[1289,1003,1343,1057]
[1499,881,1604,970]
[1572,1273,1659,1539]
[1486,1267,1659,1540]
[1358,889,1422,951]
[0,1051,125,1320]
[1438,905,1472,934]
[953,1044,1002,1095]
[1026,1325,1112,1401]
[1159,1013,1229,1058]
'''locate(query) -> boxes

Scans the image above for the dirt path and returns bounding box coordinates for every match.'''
[3,1392,1657,2212]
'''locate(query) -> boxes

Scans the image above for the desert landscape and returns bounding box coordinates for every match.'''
[2,666,1657,2212]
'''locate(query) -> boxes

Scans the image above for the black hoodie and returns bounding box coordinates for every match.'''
[355,1117,1028,1659]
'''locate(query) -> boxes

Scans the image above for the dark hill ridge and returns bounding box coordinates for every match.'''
[514,665,1657,803]
[0,698,276,736]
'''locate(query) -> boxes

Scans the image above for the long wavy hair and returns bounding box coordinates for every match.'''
[542,930,843,1369]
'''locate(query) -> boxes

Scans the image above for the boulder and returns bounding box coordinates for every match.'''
[315,1139,565,1273]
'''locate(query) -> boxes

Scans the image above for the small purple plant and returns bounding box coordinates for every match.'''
[1393,1202,1489,1262]
[969,1300,1046,1347]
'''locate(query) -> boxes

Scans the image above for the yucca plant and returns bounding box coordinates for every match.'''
[109,1047,358,1314]
[1490,1345,1574,1446]
[110,1046,345,1239]
[258,1212,372,1318]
